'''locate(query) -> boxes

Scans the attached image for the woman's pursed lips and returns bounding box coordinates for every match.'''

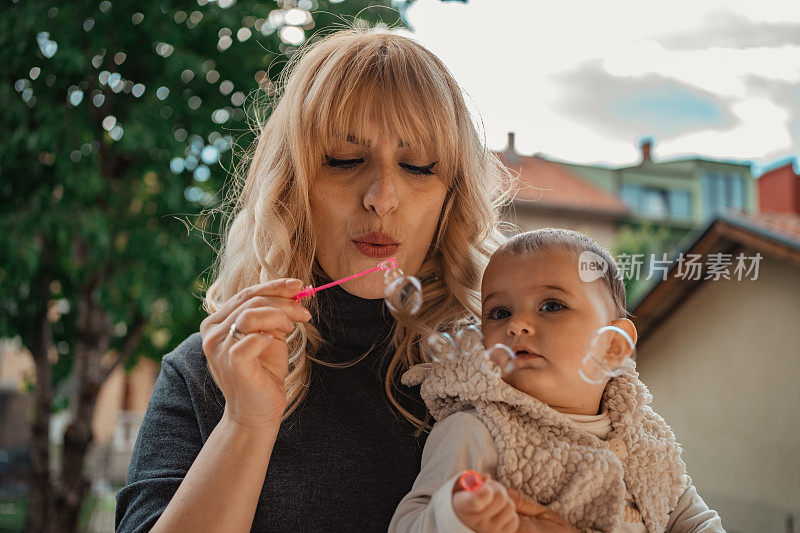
[353,231,399,245]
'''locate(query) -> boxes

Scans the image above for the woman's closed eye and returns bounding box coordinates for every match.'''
[323,156,437,176]
[400,161,437,176]
[324,156,363,169]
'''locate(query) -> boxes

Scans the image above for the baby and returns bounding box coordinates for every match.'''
[390,229,723,533]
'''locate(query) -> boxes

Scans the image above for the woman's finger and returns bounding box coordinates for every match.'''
[235,295,312,324]
[230,305,307,337]
[481,482,513,518]
[203,278,304,326]
[227,332,275,368]
[506,485,551,517]
[493,504,519,533]
[516,508,579,533]
[209,297,310,351]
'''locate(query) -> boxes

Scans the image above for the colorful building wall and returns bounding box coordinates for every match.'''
[758,162,800,214]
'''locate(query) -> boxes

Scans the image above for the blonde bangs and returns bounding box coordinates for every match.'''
[299,32,461,185]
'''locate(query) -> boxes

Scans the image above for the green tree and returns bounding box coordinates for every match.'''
[613,222,688,308]
[0,1,407,530]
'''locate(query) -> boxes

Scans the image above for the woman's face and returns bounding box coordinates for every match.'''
[309,123,449,299]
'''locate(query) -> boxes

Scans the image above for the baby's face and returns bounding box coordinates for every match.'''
[480,248,615,415]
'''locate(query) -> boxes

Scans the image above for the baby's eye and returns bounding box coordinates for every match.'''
[539,301,566,313]
[486,307,511,320]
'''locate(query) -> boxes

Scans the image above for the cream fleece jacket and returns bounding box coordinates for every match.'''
[393,346,725,532]
[389,409,724,533]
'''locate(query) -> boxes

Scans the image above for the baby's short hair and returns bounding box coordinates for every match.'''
[494,228,629,319]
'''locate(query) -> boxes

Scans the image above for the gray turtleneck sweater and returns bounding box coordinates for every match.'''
[115,283,429,532]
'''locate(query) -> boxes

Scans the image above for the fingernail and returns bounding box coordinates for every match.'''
[285,279,303,288]
[301,309,312,320]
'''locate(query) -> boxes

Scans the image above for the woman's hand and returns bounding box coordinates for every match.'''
[452,475,520,533]
[505,486,578,533]
[199,278,312,430]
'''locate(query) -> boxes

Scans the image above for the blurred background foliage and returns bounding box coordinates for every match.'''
[0,0,406,381]
[0,1,413,530]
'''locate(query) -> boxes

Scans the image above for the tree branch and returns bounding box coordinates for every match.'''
[101,312,146,383]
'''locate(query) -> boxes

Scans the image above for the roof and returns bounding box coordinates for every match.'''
[497,153,629,218]
[733,211,800,243]
[756,158,798,178]
[630,155,753,169]
[632,210,800,345]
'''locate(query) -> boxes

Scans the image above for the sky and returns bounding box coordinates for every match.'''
[394,0,800,176]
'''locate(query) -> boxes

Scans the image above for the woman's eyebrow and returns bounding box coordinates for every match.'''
[346,134,369,147]
[345,134,407,148]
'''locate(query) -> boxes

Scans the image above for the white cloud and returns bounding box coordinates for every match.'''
[658,98,793,160]
[603,41,800,99]
[396,0,800,169]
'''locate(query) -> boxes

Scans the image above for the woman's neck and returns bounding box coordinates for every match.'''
[310,273,396,355]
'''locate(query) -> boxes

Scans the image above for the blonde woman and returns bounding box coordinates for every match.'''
[115,29,543,532]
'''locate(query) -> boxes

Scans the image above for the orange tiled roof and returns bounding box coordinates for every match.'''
[496,153,628,216]
[733,210,800,244]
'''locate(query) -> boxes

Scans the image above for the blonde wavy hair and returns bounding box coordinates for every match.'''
[203,28,514,429]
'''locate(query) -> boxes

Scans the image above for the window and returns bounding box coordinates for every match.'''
[642,188,669,218]
[702,171,746,218]
[620,183,692,220]
[621,183,639,208]
[668,189,692,219]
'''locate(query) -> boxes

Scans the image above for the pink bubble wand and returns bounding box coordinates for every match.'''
[293,257,398,301]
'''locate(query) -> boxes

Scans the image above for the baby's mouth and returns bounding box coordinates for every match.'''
[514,349,543,360]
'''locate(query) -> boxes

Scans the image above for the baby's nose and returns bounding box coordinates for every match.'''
[508,320,534,336]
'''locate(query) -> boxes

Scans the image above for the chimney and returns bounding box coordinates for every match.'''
[504,131,519,164]
[506,132,517,155]
[640,138,653,163]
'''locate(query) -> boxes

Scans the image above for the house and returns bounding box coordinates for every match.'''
[757,160,799,215]
[496,133,629,249]
[631,210,800,531]
[87,357,159,484]
[0,340,158,486]
[564,138,758,227]
[0,338,35,489]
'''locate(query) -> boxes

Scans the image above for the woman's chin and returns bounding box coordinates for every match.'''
[340,278,386,300]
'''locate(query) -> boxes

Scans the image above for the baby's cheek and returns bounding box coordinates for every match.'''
[557,334,591,367]
[480,325,502,348]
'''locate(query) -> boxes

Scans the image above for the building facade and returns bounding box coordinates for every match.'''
[564,139,758,227]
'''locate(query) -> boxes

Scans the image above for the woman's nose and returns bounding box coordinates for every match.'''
[363,166,399,217]
[507,318,534,337]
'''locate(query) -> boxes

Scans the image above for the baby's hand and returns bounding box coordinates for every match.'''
[452,474,519,533]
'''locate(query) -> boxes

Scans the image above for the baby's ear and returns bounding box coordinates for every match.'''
[604,318,637,366]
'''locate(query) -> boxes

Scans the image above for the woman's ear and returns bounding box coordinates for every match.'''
[603,318,638,366]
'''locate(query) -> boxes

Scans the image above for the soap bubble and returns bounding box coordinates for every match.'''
[482,343,515,377]
[454,325,483,356]
[578,325,636,384]
[423,332,457,362]
[383,266,403,286]
[481,342,549,378]
[384,275,422,315]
